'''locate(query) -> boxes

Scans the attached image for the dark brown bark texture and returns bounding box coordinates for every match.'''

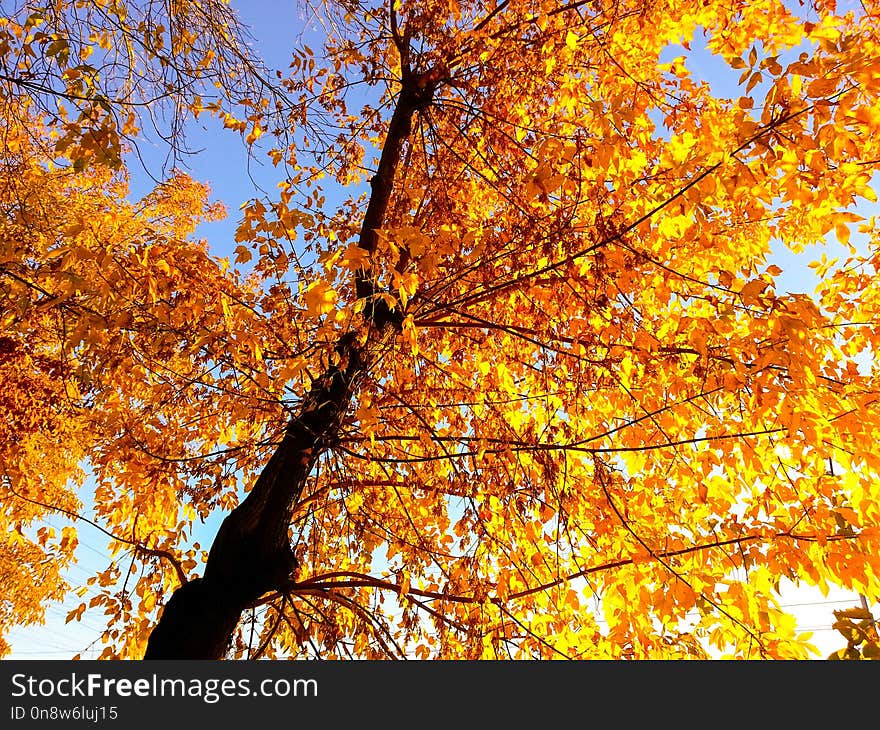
[143,61,439,659]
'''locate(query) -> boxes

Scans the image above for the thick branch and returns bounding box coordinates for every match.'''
[143,56,439,659]
[356,65,444,327]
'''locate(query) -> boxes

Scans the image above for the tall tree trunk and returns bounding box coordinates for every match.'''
[143,62,440,659]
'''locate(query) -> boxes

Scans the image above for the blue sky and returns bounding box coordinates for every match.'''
[126,0,315,255]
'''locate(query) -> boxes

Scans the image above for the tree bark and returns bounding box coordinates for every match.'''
[143,61,440,659]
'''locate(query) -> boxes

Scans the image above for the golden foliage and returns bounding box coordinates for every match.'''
[3,0,880,658]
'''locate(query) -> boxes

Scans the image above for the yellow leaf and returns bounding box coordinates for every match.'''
[303,280,337,316]
[234,245,252,264]
[246,124,263,144]
[740,279,768,307]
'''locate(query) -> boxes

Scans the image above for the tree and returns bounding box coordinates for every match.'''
[828,602,880,659]
[2,0,880,659]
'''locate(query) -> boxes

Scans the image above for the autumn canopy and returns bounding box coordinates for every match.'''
[1,0,879,659]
